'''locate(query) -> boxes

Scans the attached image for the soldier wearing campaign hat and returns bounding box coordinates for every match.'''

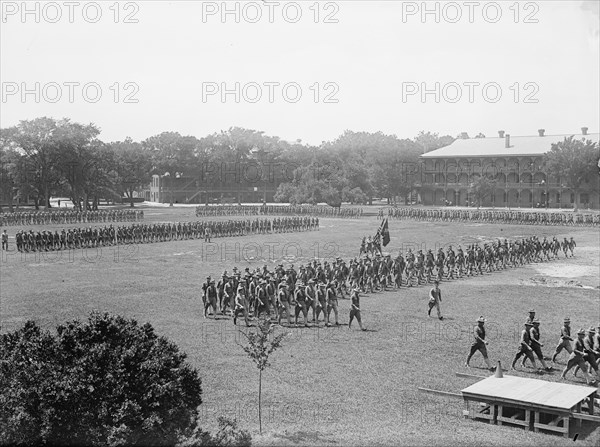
[204,279,218,319]
[512,321,541,373]
[277,282,291,326]
[552,317,573,363]
[294,281,309,327]
[326,281,340,326]
[574,327,600,382]
[233,284,249,327]
[315,282,328,325]
[349,286,365,331]
[305,279,317,323]
[561,328,595,385]
[528,319,552,371]
[466,316,494,371]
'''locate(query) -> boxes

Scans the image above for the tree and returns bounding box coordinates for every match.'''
[543,136,599,211]
[468,176,496,208]
[0,312,203,446]
[111,138,153,207]
[414,131,455,154]
[238,318,286,434]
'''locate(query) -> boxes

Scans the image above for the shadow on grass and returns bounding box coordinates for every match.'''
[270,430,339,445]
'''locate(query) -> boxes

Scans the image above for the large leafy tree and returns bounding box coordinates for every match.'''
[468,176,496,208]
[0,312,203,446]
[543,136,599,211]
[111,138,153,207]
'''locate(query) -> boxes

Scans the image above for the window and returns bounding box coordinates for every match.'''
[570,193,575,203]
[580,193,589,203]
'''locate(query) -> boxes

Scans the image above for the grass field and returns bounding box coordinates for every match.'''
[1,206,599,446]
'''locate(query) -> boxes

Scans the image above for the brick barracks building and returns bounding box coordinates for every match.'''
[418,128,599,209]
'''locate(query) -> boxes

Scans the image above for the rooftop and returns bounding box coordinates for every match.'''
[421,133,599,159]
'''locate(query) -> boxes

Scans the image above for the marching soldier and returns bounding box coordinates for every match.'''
[315,282,328,325]
[529,319,552,371]
[277,282,291,326]
[233,285,250,327]
[465,316,494,371]
[512,322,541,373]
[348,287,365,331]
[427,281,443,320]
[204,279,218,319]
[552,317,573,362]
[326,281,340,327]
[294,281,310,327]
[1,229,8,251]
[560,328,595,385]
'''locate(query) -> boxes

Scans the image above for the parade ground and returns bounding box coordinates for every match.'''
[1,206,599,446]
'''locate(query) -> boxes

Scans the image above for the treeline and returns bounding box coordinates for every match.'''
[0,117,457,210]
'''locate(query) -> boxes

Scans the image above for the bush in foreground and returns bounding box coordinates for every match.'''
[0,312,249,446]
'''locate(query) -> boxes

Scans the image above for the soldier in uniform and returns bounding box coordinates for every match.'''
[427,281,443,320]
[573,327,600,381]
[204,280,218,319]
[465,316,494,371]
[349,287,365,331]
[294,281,310,327]
[529,319,552,371]
[511,322,541,373]
[1,230,8,251]
[233,285,250,326]
[277,282,291,326]
[552,317,573,363]
[326,281,340,326]
[314,282,328,325]
[560,328,595,385]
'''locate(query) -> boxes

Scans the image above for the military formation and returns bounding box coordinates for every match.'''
[195,204,363,218]
[6,217,319,252]
[465,311,600,386]
[355,235,576,287]
[0,209,143,227]
[387,207,600,226]
[201,259,364,330]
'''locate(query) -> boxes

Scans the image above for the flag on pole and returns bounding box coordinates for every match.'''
[374,218,391,247]
[381,218,390,247]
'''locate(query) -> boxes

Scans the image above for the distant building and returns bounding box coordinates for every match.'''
[418,128,599,209]
[149,174,279,205]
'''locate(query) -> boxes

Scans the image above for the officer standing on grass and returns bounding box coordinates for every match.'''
[465,316,494,371]
[427,281,443,320]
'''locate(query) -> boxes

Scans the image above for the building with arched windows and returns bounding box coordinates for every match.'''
[418,129,599,209]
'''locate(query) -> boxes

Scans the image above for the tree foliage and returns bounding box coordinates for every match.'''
[0,312,203,446]
[543,136,599,211]
[238,318,286,434]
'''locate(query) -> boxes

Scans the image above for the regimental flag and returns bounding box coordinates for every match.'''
[375,218,391,247]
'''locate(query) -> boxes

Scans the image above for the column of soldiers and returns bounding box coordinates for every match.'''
[8,217,319,252]
[355,235,576,288]
[195,204,363,218]
[1,209,143,227]
[201,258,365,331]
[387,207,599,227]
[465,311,600,386]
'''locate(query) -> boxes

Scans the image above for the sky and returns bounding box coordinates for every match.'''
[1,0,599,144]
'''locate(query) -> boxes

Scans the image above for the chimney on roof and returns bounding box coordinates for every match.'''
[461,132,469,139]
[538,129,545,137]
[582,127,588,135]
[505,134,511,149]
[498,130,505,138]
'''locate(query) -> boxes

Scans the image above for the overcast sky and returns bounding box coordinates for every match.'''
[1,1,599,144]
